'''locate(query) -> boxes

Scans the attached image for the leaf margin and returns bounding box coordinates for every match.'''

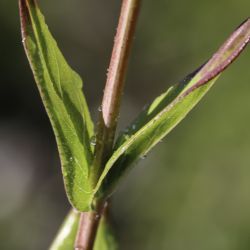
[19,0,95,211]
[94,17,250,198]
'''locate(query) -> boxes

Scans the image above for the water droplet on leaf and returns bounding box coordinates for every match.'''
[90,136,97,146]
[121,146,126,153]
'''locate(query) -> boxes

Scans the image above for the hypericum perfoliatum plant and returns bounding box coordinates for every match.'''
[18,0,249,249]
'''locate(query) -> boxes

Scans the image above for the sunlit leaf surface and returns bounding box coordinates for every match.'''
[95,18,250,198]
[19,0,95,211]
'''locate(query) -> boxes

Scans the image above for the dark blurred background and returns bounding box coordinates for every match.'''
[0,1,250,249]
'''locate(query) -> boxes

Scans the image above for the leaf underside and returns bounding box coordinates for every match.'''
[19,0,95,211]
[95,18,250,199]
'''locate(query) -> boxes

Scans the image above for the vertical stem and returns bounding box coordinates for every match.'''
[93,0,141,184]
[74,201,106,250]
[75,0,141,249]
[75,213,98,250]
[74,209,102,250]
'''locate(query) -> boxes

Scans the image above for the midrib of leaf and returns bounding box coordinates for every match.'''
[25,2,92,168]
[94,76,218,196]
[30,8,92,155]
[94,18,250,198]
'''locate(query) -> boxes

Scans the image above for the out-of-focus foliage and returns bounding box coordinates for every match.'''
[0,1,249,250]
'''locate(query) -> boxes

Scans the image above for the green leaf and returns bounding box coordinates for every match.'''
[95,18,250,198]
[94,215,118,250]
[49,210,80,250]
[50,210,118,250]
[19,0,95,211]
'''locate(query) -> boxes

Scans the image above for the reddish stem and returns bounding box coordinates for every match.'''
[75,1,141,249]
[92,0,141,184]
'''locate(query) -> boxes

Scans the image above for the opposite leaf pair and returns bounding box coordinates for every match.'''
[19,0,250,212]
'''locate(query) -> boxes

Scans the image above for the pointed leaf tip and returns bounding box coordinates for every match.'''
[179,17,250,100]
[19,0,30,34]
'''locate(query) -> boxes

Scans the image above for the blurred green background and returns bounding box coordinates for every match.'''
[0,1,250,249]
